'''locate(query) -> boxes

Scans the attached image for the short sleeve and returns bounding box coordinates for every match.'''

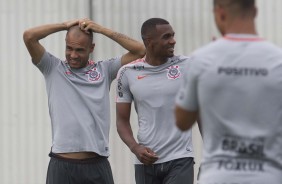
[115,66,133,103]
[101,56,122,81]
[36,51,60,76]
[175,57,202,111]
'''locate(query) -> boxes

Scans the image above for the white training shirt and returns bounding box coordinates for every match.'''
[176,34,282,184]
[116,55,194,164]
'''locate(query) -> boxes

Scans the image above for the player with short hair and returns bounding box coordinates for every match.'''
[175,0,282,183]
[116,18,194,184]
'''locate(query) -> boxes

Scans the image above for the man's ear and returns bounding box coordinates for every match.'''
[90,43,95,53]
[219,8,227,22]
[215,5,226,22]
[143,38,151,48]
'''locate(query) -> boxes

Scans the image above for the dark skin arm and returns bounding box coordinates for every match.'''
[174,105,198,131]
[23,18,145,66]
[23,20,79,64]
[78,18,146,66]
[116,103,158,165]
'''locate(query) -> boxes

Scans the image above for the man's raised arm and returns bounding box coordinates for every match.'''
[23,20,79,64]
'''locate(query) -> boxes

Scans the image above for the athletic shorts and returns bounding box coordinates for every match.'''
[135,157,194,184]
[46,152,114,184]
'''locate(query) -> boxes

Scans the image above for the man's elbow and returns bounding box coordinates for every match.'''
[116,120,123,134]
[23,30,32,44]
[136,44,146,58]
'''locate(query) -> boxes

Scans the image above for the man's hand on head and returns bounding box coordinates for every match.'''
[63,19,79,30]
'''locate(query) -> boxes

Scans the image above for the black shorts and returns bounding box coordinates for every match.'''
[46,152,114,184]
[135,157,194,184]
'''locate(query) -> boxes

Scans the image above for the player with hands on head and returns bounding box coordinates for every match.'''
[23,18,145,184]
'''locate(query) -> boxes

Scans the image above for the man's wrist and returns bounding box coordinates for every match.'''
[130,143,139,153]
[62,22,70,30]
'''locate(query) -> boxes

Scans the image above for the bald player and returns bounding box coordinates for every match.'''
[23,18,145,184]
[175,0,282,183]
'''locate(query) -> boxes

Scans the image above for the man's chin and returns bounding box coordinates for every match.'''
[69,63,82,69]
[167,53,175,58]
[68,61,83,69]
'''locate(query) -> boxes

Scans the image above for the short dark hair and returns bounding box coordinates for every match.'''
[213,0,256,13]
[141,18,169,40]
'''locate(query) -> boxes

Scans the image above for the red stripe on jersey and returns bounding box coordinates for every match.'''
[224,36,264,42]
[130,58,145,64]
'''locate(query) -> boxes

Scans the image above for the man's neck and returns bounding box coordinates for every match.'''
[145,54,169,66]
[225,19,257,35]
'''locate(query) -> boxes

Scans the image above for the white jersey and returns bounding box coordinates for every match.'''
[176,34,282,184]
[116,56,194,164]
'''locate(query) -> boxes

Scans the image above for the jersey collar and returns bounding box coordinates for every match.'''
[224,34,264,41]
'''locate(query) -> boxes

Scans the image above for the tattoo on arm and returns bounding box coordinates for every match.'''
[111,32,135,41]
